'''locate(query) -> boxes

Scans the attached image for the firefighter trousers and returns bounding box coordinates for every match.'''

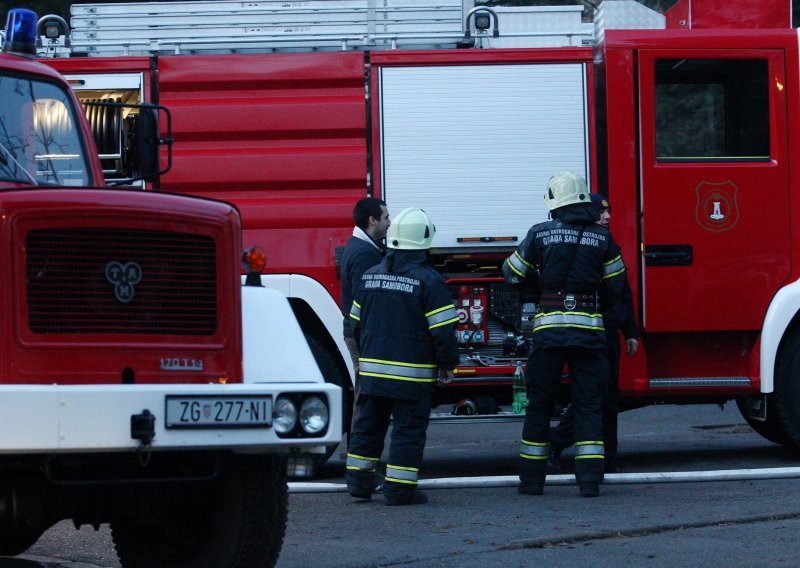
[550,334,621,461]
[520,346,607,487]
[346,392,432,501]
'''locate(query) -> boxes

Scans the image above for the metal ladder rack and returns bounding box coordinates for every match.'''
[66,0,605,56]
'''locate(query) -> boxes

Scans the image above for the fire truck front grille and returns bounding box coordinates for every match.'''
[26,228,217,335]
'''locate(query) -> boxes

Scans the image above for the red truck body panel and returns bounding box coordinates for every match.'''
[42,9,800,404]
[666,0,792,29]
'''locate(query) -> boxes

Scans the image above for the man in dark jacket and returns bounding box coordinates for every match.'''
[341,197,390,374]
[346,207,459,506]
[503,172,626,498]
[548,194,639,474]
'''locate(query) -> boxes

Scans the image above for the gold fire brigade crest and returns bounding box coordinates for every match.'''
[694,181,739,233]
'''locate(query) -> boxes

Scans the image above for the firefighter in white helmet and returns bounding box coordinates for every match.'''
[548,193,639,475]
[346,207,459,506]
[503,171,627,498]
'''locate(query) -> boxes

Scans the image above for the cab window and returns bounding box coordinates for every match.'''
[655,58,769,162]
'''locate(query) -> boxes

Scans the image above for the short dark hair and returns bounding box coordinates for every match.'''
[353,197,387,230]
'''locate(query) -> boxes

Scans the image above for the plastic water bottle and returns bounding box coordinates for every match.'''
[512,361,527,414]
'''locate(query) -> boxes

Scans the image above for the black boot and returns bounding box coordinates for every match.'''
[518,482,544,495]
[385,490,428,506]
[579,483,600,498]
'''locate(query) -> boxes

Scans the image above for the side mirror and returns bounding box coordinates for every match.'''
[81,101,173,187]
[135,103,168,182]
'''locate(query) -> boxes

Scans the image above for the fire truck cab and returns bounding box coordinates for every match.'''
[0,9,340,566]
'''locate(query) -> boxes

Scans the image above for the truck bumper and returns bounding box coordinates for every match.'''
[0,383,341,453]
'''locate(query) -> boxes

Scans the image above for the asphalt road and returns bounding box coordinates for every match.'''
[9,402,800,567]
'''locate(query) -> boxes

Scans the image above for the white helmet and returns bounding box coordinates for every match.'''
[544,171,590,211]
[387,207,436,250]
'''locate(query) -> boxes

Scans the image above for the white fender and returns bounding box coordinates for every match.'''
[760,277,800,393]
[243,274,355,386]
[241,285,324,383]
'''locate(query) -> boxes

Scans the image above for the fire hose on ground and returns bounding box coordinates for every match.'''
[289,467,800,493]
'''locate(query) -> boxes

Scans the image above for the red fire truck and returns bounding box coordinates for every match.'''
[31,0,800,451]
[0,8,341,566]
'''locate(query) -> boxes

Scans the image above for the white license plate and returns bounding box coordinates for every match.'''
[165,396,272,428]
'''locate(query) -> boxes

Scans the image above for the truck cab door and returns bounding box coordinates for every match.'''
[638,50,789,332]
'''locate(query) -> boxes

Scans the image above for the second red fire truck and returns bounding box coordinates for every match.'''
[30,0,800,457]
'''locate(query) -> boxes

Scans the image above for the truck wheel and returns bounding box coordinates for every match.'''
[735,396,791,446]
[305,334,352,471]
[773,329,800,449]
[111,454,288,568]
[0,527,42,556]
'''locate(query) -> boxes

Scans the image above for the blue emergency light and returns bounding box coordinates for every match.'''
[2,8,37,58]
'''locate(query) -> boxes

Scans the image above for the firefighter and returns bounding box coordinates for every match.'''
[503,172,626,498]
[346,207,459,506]
[548,194,639,474]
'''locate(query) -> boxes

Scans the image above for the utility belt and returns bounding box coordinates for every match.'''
[539,291,599,312]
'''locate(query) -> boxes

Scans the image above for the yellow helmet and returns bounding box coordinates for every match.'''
[544,171,589,211]
[387,207,436,250]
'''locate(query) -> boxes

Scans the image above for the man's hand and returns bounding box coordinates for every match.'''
[437,369,455,386]
[625,338,639,356]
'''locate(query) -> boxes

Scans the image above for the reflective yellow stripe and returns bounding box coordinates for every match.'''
[359,372,436,383]
[426,305,459,329]
[533,312,604,331]
[385,477,418,485]
[386,464,419,485]
[358,360,438,382]
[602,256,625,280]
[519,440,549,460]
[505,251,532,278]
[514,250,534,268]
[426,305,453,317]
[533,324,604,332]
[359,358,437,369]
[346,453,379,471]
[575,441,604,459]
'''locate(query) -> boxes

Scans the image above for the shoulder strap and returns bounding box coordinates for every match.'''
[555,225,585,293]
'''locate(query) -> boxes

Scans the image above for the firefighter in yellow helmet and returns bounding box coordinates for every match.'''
[346,207,459,506]
[503,172,627,497]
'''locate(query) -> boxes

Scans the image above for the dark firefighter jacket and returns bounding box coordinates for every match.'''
[502,203,626,349]
[603,277,639,342]
[349,249,460,400]
[340,232,384,339]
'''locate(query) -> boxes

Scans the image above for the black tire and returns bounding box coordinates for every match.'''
[735,395,792,446]
[111,454,288,568]
[0,527,42,556]
[305,335,353,472]
[773,328,800,450]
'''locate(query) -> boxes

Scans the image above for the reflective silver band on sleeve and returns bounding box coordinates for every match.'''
[346,453,379,472]
[519,440,549,460]
[349,300,361,321]
[505,251,533,279]
[358,359,438,382]
[386,464,418,485]
[603,255,625,279]
[426,304,459,329]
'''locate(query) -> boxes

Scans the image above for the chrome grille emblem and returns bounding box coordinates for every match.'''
[105,261,142,304]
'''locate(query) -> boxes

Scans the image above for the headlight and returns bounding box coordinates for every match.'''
[300,396,329,435]
[273,396,297,435]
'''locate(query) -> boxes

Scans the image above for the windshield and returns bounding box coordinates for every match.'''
[0,72,92,186]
